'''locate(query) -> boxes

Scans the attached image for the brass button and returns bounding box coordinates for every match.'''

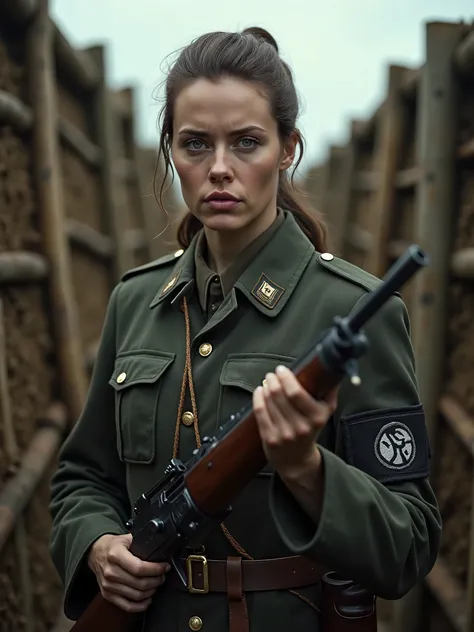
[189,616,203,631]
[199,343,213,357]
[174,249,184,257]
[116,372,126,384]
[320,252,334,261]
[182,411,194,426]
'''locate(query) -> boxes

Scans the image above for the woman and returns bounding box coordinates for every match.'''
[49,26,441,632]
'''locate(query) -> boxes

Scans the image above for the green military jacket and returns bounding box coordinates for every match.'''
[49,210,441,632]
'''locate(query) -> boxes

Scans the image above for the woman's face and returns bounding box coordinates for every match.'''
[171,77,296,235]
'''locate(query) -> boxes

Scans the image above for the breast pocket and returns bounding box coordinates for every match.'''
[217,353,296,475]
[109,351,175,464]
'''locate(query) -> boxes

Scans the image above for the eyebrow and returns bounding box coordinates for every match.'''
[177,125,266,136]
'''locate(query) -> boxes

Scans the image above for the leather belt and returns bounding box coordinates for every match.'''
[170,553,324,632]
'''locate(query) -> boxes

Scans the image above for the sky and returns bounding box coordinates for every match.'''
[50,0,474,179]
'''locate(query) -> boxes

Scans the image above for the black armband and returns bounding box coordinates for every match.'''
[340,404,430,484]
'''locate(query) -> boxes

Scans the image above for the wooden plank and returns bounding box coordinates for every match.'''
[395,166,421,189]
[400,66,422,99]
[454,29,474,78]
[0,251,48,283]
[352,170,379,192]
[66,219,113,259]
[426,557,466,632]
[0,90,33,131]
[87,46,130,281]
[366,65,410,278]
[451,248,474,279]
[458,137,474,161]
[439,395,474,457]
[26,0,87,422]
[345,224,373,252]
[58,117,102,167]
[393,21,466,632]
[53,23,99,92]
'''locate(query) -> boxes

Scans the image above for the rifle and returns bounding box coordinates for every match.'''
[69,245,429,631]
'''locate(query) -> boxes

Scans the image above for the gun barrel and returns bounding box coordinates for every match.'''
[347,245,429,333]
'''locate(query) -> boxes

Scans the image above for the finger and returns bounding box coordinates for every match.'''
[103,592,152,613]
[263,372,300,440]
[109,546,170,578]
[102,579,161,602]
[253,386,278,445]
[275,366,333,422]
[103,564,167,591]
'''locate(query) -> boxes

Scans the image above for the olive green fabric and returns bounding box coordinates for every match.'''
[194,207,285,313]
[49,210,441,631]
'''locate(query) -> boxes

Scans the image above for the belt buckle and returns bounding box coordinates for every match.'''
[186,554,209,594]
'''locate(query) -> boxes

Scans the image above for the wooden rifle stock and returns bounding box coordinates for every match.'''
[69,245,429,632]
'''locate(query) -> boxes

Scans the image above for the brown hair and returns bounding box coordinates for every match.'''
[156,26,328,252]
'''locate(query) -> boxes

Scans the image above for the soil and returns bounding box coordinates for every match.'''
[61,146,103,231]
[0,128,39,252]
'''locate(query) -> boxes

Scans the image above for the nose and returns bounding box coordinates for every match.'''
[208,147,233,183]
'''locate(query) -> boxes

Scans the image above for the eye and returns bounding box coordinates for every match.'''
[185,138,207,152]
[236,137,259,150]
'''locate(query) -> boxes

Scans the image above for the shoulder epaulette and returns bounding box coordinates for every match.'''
[317,252,382,293]
[121,249,184,282]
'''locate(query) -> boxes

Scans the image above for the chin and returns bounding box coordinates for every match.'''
[201,214,247,233]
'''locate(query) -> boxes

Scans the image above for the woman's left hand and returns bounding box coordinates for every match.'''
[253,364,338,479]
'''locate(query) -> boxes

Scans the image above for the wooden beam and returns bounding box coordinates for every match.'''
[0,402,67,552]
[454,29,474,78]
[53,23,99,92]
[59,117,102,168]
[387,240,411,260]
[0,90,33,131]
[367,65,410,278]
[451,248,474,279]
[66,219,113,259]
[0,251,48,283]
[395,166,421,189]
[426,557,466,632]
[393,21,466,632]
[345,224,373,252]
[352,170,379,192]
[26,0,88,422]
[439,395,474,457]
[458,137,474,161]
[87,46,131,281]
[400,66,422,99]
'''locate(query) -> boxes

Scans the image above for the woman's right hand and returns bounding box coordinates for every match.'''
[88,533,170,613]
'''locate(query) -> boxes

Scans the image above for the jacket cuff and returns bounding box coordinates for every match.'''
[63,519,125,620]
[269,446,336,556]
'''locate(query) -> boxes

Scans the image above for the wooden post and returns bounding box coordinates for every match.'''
[392,21,465,632]
[367,65,410,277]
[25,0,87,422]
[87,45,130,282]
[0,299,34,631]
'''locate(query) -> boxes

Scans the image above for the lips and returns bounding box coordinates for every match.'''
[204,191,242,211]
[204,191,241,203]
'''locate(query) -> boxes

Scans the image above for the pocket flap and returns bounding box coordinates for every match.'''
[220,353,296,392]
[109,351,175,391]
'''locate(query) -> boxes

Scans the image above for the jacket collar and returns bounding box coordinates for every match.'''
[150,210,315,316]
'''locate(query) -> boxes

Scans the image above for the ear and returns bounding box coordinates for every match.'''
[279,130,298,172]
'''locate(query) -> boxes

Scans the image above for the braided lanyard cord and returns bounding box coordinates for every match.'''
[173,296,319,613]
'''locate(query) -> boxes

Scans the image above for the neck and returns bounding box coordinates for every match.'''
[205,207,278,273]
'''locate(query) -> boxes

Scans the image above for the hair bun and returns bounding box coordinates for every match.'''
[242,26,279,53]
